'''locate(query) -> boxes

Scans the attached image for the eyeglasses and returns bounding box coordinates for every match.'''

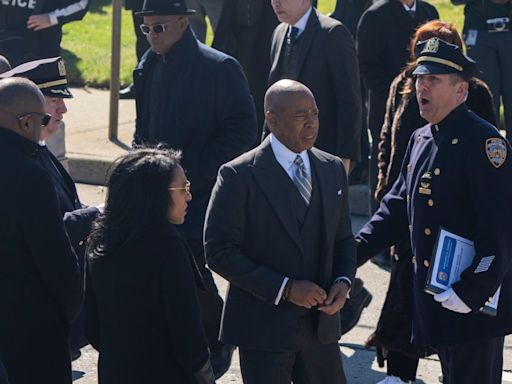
[18,112,52,127]
[140,22,172,35]
[168,180,191,194]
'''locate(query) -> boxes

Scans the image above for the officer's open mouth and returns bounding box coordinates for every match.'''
[419,97,430,106]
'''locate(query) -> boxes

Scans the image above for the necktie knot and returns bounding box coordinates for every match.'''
[288,26,299,43]
[294,154,305,169]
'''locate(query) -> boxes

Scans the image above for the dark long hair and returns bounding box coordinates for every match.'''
[88,147,182,258]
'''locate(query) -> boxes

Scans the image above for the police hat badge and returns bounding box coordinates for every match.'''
[486,138,507,168]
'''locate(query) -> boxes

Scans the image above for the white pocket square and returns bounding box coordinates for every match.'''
[337,189,342,196]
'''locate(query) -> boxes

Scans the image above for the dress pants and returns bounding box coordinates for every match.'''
[437,336,504,384]
[187,238,225,351]
[387,351,419,382]
[239,315,347,384]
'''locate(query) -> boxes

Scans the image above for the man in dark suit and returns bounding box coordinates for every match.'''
[268,0,361,172]
[0,77,82,384]
[205,79,357,384]
[133,0,257,377]
[356,0,438,213]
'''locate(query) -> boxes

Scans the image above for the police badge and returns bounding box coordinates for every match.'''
[486,138,507,168]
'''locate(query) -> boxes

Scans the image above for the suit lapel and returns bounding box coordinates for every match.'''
[250,138,302,250]
[295,9,320,78]
[308,149,338,282]
[268,24,288,85]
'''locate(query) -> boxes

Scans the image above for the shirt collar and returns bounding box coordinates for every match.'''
[402,0,416,11]
[270,133,310,172]
[430,103,467,136]
[292,6,312,37]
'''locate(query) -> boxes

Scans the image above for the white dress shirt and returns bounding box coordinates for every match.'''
[291,6,313,38]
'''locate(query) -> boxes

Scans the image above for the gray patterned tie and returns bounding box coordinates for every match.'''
[293,155,312,205]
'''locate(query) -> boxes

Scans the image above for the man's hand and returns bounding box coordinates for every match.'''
[434,288,471,314]
[287,280,327,309]
[27,14,52,31]
[318,281,350,315]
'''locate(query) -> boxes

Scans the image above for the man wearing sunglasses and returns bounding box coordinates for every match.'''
[0,56,101,362]
[0,76,83,384]
[133,0,257,378]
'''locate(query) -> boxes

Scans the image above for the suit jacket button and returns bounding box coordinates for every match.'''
[452,138,459,144]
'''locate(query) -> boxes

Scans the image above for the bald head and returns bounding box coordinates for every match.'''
[265,79,319,153]
[0,55,10,74]
[0,77,45,142]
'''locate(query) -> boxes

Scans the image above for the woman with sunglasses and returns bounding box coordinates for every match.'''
[85,147,215,384]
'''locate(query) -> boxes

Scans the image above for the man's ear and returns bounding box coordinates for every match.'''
[456,81,469,102]
[265,111,277,130]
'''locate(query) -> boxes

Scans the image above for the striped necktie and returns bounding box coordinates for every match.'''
[293,155,312,205]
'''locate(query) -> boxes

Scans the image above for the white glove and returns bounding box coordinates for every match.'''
[434,288,471,314]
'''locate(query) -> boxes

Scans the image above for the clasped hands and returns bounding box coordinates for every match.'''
[286,280,350,315]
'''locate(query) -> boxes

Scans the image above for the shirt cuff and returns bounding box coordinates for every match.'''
[333,276,351,287]
[274,276,289,305]
[48,11,59,26]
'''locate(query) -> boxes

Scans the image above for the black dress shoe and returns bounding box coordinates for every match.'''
[210,343,235,379]
[119,84,135,99]
[340,285,372,334]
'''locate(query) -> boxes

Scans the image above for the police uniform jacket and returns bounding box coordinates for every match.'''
[0,127,82,384]
[357,74,496,359]
[0,0,89,65]
[133,26,257,241]
[357,104,512,346]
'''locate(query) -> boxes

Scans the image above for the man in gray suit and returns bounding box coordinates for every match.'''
[205,79,356,384]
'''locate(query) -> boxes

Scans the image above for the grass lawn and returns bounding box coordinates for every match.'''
[61,0,463,88]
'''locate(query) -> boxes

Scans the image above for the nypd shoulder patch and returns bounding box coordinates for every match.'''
[486,138,507,168]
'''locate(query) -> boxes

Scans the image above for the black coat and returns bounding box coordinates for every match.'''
[357,0,438,136]
[359,73,497,360]
[268,9,362,161]
[39,145,99,350]
[85,224,210,384]
[212,0,279,131]
[204,137,357,351]
[0,128,82,384]
[358,105,512,346]
[331,0,372,38]
[133,27,257,240]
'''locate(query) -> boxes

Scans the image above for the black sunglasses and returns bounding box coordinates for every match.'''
[140,22,171,35]
[18,112,52,127]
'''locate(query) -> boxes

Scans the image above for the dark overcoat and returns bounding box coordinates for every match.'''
[0,127,82,384]
[268,9,362,161]
[358,104,512,346]
[204,137,357,351]
[85,224,209,384]
[358,72,497,359]
[357,0,439,141]
[133,27,257,241]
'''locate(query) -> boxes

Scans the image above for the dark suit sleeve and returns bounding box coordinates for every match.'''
[63,207,99,249]
[332,158,357,282]
[357,9,392,100]
[327,24,362,161]
[19,170,83,325]
[199,58,257,184]
[205,164,285,304]
[160,239,211,377]
[356,139,412,265]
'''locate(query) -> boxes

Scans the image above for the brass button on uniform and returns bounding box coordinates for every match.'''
[424,227,432,236]
[434,168,441,176]
[424,260,430,268]
[79,240,84,246]
[394,253,399,261]
[428,199,434,207]
[407,164,412,172]
[412,255,416,264]
[452,138,459,145]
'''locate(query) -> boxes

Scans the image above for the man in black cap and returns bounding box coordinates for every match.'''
[356,37,512,384]
[0,76,82,384]
[0,56,101,360]
[133,0,257,378]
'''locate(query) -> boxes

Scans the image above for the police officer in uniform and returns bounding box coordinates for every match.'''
[356,38,512,384]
